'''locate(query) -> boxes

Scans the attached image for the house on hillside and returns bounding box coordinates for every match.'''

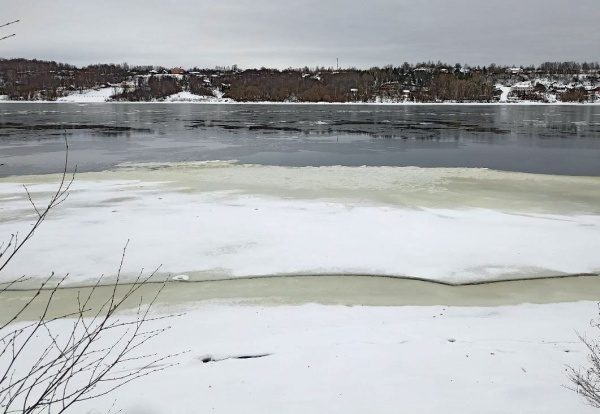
[512,82,533,94]
[379,81,399,93]
[171,68,186,75]
[587,86,600,101]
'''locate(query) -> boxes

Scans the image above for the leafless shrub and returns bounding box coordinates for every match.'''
[0,138,179,413]
[566,303,600,408]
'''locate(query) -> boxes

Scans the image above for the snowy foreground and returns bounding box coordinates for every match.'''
[8,300,595,414]
[2,164,600,413]
[1,163,600,286]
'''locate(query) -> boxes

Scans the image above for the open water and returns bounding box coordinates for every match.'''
[1,103,600,177]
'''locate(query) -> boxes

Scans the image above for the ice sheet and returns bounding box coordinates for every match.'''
[1,164,599,286]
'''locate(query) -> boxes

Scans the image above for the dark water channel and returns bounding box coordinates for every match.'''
[1,103,599,177]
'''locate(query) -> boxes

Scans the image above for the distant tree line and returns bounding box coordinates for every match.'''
[220,69,377,102]
[1,58,598,103]
[112,77,182,101]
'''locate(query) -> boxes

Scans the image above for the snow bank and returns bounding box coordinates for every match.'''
[55,87,119,103]
[1,164,599,286]
[164,91,232,103]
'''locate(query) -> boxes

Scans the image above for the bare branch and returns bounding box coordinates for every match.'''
[0,20,19,42]
[566,303,600,407]
[0,135,178,413]
[0,134,75,275]
[0,20,19,30]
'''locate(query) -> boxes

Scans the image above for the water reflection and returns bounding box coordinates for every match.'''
[0,103,599,177]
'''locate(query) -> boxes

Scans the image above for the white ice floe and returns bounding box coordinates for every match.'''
[1,164,599,286]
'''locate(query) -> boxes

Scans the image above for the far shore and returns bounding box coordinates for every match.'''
[1,99,600,106]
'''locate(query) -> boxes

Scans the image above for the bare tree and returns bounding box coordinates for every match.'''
[0,138,179,413]
[566,304,600,408]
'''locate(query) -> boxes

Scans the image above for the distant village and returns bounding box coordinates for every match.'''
[0,59,599,103]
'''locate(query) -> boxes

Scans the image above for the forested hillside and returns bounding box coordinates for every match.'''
[1,58,599,103]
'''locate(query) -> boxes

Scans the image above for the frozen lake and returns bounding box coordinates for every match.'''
[1,103,600,176]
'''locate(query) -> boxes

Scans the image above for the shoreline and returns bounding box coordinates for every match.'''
[2,99,600,106]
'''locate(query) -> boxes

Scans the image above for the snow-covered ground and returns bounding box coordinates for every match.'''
[50,87,233,103]
[2,86,598,104]
[1,163,599,287]
[495,85,512,102]
[164,90,232,103]
[4,300,596,414]
[55,87,121,103]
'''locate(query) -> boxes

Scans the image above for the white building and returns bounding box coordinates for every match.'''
[512,81,533,94]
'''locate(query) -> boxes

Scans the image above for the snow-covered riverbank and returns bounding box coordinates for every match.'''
[2,87,600,105]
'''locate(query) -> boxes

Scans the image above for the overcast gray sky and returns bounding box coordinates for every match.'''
[1,0,598,69]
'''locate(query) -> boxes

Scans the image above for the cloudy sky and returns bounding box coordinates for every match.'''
[1,0,598,69]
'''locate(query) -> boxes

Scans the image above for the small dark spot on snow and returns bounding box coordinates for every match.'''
[447,338,456,343]
[199,354,272,363]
